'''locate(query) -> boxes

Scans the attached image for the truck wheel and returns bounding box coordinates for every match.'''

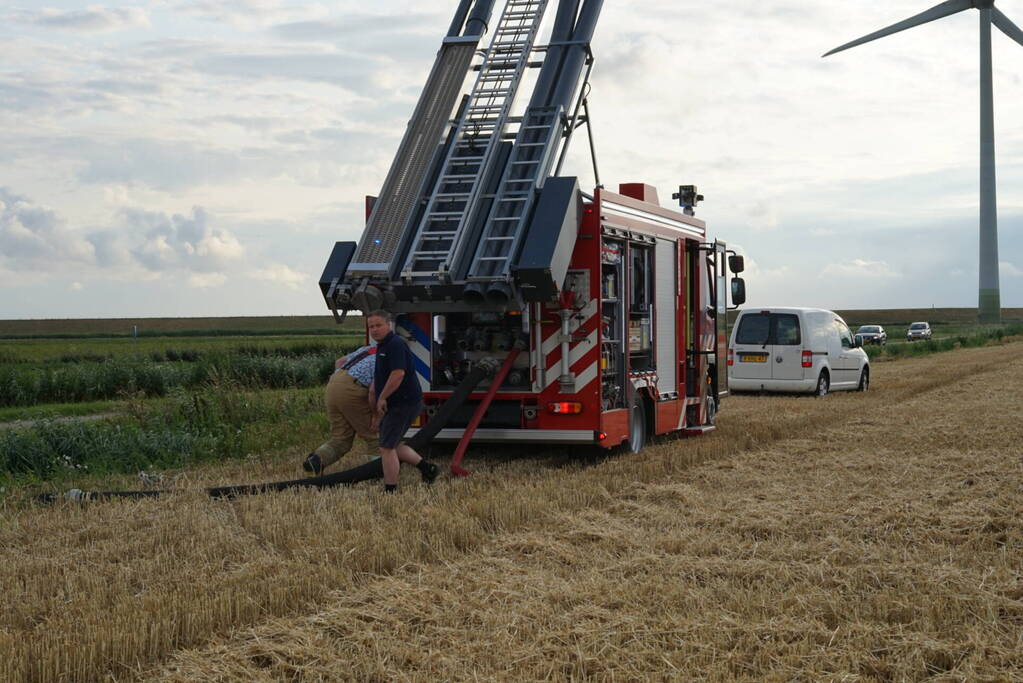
[814,371,830,398]
[705,395,717,426]
[858,367,869,392]
[628,398,647,453]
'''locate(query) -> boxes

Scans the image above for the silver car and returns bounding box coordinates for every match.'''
[907,321,932,341]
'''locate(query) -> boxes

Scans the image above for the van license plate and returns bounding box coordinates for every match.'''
[740,353,768,363]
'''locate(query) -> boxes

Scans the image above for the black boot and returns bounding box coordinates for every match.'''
[302,453,323,476]
[417,459,439,484]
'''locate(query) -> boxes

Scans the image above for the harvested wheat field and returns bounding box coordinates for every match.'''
[2,342,1022,681]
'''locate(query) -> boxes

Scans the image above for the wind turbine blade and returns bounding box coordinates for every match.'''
[822,0,972,57]
[992,8,1023,49]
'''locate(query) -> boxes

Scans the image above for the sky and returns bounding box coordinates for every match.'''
[1,0,1021,319]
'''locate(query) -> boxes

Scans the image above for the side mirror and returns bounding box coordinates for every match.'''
[730,277,746,306]
[728,254,745,274]
[853,334,863,348]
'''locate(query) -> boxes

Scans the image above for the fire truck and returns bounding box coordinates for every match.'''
[319,0,747,472]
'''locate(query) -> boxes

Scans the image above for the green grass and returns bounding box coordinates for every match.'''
[0,353,342,408]
[0,335,363,363]
[0,384,325,490]
[861,322,1023,360]
[0,315,363,337]
[0,400,126,424]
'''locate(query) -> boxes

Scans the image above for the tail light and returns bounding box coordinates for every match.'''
[549,402,583,414]
[801,350,813,368]
[727,348,734,366]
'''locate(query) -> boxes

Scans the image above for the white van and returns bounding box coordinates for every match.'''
[727,307,870,396]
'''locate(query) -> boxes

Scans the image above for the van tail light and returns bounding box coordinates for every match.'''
[549,402,583,414]
[727,348,734,366]
[801,350,813,368]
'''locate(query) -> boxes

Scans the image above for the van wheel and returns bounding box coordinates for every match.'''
[628,398,647,453]
[858,367,869,392]
[814,371,830,398]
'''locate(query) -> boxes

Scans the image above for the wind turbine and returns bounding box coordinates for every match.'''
[824,1,1023,323]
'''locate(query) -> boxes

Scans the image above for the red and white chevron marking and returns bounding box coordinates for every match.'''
[540,298,600,394]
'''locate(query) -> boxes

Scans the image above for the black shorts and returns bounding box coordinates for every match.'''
[378,399,422,449]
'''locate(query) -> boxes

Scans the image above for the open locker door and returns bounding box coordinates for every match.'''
[714,240,729,400]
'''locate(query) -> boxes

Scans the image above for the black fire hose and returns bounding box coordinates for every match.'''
[35,363,494,504]
[405,362,491,451]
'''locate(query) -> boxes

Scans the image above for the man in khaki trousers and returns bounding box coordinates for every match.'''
[302,344,378,476]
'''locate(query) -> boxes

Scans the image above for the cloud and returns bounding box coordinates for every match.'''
[193,51,378,90]
[270,15,439,43]
[821,259,901,279]
[1,188,245,286]
[22,6,150,33]
[0,188,96,267]
[1001,261,1023,278]
[188,272,227,288]
[172,0,329,31]
[120,206,244,272]
[252,263,306,290]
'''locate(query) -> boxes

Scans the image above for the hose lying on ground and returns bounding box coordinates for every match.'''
[35,362,495,504]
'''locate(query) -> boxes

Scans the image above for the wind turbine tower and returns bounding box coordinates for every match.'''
[824,0,1023,323]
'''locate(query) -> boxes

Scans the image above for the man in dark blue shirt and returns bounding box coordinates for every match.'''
[366,310,437,491]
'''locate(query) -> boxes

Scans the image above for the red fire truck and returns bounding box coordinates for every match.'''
[319,0,747,472]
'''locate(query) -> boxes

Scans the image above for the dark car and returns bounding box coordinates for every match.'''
[855,325,887,345]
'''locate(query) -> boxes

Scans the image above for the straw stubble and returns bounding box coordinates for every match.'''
[2,342,1021,680]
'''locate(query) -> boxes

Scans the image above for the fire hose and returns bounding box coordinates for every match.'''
[36,361,497,504]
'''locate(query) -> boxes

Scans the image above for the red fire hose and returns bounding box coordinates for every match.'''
[450,348,520,477]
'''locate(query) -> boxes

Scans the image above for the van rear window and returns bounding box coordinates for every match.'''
[735,313,801,346]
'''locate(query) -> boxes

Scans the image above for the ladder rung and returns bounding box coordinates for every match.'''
[491,217,522,222]
[483,236,516,241]
[428,211,466,217]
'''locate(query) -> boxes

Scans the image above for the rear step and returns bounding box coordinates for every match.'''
[682,425,716,435]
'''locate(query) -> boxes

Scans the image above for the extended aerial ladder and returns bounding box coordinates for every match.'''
[326,0,606,314]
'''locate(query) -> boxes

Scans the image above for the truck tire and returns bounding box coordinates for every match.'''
[814,370,829,398]
[628,398,647,453]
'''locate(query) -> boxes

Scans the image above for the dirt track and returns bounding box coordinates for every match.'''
[3,342,1021,681]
